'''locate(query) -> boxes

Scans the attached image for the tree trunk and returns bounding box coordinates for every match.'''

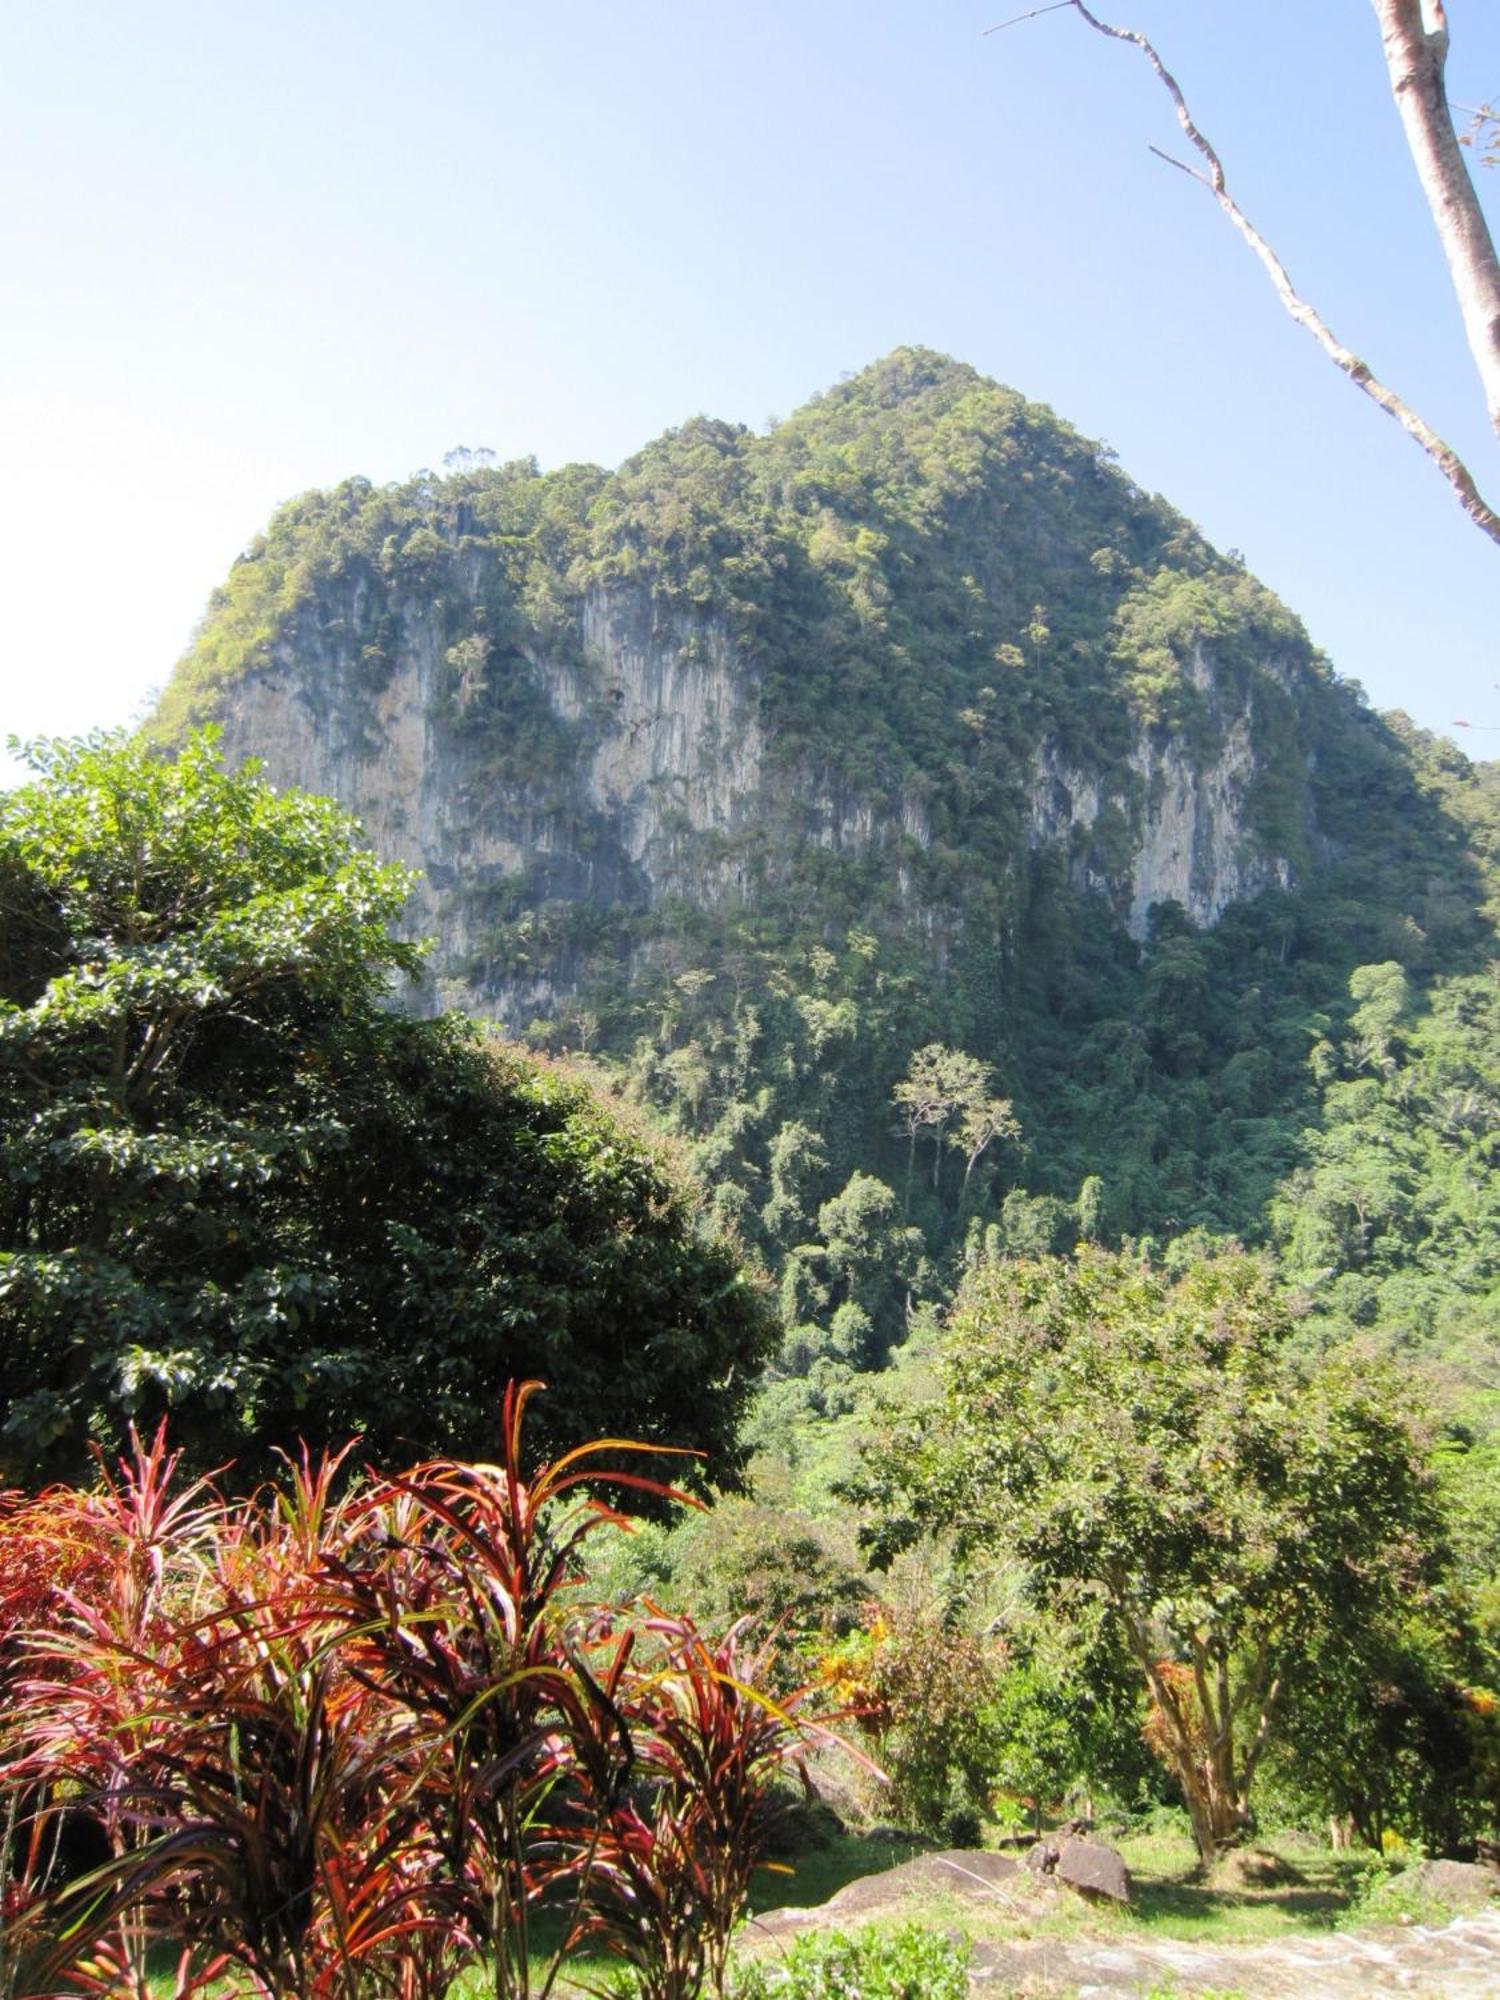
[1373,0,1500,442]
[1058,1,1500,546]
[1130,1627,1254,1864]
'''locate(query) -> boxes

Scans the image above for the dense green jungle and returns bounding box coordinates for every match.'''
[7,353,1500,1947]
[159,349,1500,1445]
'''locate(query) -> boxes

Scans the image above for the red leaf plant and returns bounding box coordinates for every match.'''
[325,1381,702,2000]
[1,1428,229,1998]
[570,1615,877,2000]
[0,1389,869,2000]
[1,1431,444,2000]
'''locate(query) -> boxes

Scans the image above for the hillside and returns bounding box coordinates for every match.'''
[156,348,1500,1412]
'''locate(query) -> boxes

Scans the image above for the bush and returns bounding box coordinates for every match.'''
[1338,1857,1454,1930]
[730,1923,970,2000]
[0,1387,856,2000]
[816,1599,1004,1834]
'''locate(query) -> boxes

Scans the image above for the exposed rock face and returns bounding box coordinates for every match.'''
[215,585,773,1017]
[211,574,1306,1022]
[1029,711,1294,937]
[172,350,1334,1029]
[572,596,764,882]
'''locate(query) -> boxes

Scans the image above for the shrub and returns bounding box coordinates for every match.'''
[577,1617,869,2000]
[817,1600,1003,1834]
[729,1923,970,2000]
[0,1388,859,2000]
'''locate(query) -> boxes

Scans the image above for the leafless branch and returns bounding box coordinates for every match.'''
[983,3,1073,36]
[1018,1,1500,549]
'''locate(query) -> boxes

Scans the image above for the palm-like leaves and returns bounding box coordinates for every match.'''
[0,1388,849,2000]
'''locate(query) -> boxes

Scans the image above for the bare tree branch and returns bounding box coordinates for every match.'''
[1000,1,1500,549]
[983,3,1074,35]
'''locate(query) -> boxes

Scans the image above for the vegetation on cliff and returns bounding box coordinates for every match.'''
[153,350,1500,1441]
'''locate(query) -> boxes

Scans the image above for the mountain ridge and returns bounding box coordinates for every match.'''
[153,349,1500,1404]
[159,348,1336,1016]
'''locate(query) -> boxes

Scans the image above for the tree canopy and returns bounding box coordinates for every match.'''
[857,1248,1441,1857]
[0,733,774,1486]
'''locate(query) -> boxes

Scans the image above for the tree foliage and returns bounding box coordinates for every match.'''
[0,733,774,1486]
[857,1249,1442,1857]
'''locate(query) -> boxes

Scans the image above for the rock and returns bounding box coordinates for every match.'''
[1055,1835,1132,1905]
[759,1791,844,1859]
[752,1847,1026,1939]
[1415,1859,1500,1907]
[1216,1846,1296,1889]
[925,1849,1023,1893]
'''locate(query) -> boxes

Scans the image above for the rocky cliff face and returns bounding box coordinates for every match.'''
[213,587,773,1015]
[211,580,1308,1022]
[168,349,1331,1028]
[1029,702,1296,937]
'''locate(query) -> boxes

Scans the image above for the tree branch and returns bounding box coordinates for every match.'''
[1027,2,1500,549]
[1241,1672,1284,1793]
[983,3,1074,34]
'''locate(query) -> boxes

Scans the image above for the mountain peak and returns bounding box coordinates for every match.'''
[827,346,989,409]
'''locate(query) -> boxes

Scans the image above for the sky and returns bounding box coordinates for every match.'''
[3,0,1498,786]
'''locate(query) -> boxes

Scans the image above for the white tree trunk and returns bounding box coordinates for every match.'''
[1050,1,1500,544]
[1374,0,1500,443]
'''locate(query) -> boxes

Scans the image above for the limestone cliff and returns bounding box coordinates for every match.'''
[163,348,1336,1029]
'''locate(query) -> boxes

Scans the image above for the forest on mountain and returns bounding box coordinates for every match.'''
[155,351,1500,1444]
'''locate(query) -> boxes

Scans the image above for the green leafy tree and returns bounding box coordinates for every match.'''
[761,1119,830,1238]
[812,1172,921,1360]
[858,1248,1440,1860]
[1269,1606,1498,1853]
[892,1044,1009,1204]
[0,732,774,1484]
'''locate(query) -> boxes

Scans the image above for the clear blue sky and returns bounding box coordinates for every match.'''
[3,1,1498,784]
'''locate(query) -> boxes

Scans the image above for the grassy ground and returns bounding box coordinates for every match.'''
[508,1822,1399,1990]
[1106,1828,1377,1940]
[145,1823,1462,1994]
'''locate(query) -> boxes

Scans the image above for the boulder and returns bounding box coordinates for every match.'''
[1055,1836,1132,1905]
[1216,1846,1296,1889]
[926,1849,1023,1892]
[1415,1859,1500,1907]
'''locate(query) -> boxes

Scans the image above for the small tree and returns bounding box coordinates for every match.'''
[858,1249,1441,1860]
[892,1044,1012,1204]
